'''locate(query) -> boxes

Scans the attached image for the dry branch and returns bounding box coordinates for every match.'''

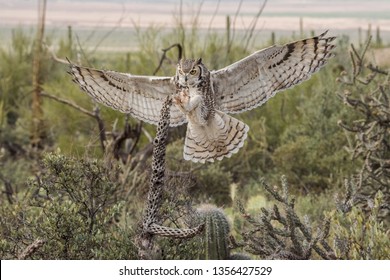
[153,43,183,75]
[31,0,47,149]
[18,239,45,260]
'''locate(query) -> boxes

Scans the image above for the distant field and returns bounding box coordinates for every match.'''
[1,0,389,52]
[1,0,390,29]
[0,25,389,54]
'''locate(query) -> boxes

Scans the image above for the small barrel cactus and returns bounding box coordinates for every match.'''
[229,253,252,260]
[196,204,230,260]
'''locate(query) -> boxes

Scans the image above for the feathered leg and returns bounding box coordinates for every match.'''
[183,111,249,163]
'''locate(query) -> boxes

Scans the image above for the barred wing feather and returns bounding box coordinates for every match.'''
[212,31,336,114]
[68,63,187,126]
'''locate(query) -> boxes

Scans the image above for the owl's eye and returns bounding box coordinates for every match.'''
[190,69,197,75]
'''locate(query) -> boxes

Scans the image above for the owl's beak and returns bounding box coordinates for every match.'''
[184,75,188,82]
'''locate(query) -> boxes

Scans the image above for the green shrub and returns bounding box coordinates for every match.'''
[330,190,389,259]
[0,153,138,259]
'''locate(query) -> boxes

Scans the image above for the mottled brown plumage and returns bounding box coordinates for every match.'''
[68,31,336,163]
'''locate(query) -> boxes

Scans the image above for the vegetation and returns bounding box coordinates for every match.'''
[0,2,389,260]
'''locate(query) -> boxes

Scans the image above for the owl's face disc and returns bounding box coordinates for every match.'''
[177,59,203,87]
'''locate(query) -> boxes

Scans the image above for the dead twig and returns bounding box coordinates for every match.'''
[40,92,95,118]
[243,0,267,51]
[18,239,45,260]
[40,92,106,152]
[0,172,14,204]
[153,44,183,75]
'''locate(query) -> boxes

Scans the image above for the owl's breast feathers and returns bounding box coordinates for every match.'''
[172,84,248,163]
[173,87,204,125]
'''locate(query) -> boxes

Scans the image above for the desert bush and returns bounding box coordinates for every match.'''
[331,179,389,259]
[337,38,390,222]
[236,176,389,260]
[0,153,138,259]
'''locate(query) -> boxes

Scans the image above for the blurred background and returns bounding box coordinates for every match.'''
[0,0,389,260]
[1,0,390,51]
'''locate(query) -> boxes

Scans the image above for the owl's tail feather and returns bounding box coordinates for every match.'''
[183,111,249,163]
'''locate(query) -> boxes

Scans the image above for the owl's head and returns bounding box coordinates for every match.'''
[176,58,207,87]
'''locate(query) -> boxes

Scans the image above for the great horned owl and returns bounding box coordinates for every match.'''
[68,31,336,163]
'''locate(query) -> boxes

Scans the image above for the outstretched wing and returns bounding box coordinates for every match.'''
[68,63,186,126]
[212,31,336,114]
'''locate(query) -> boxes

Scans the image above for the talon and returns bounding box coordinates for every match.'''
[173,94,182,105]
[180,89,189,97]
[179,89,190,103]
